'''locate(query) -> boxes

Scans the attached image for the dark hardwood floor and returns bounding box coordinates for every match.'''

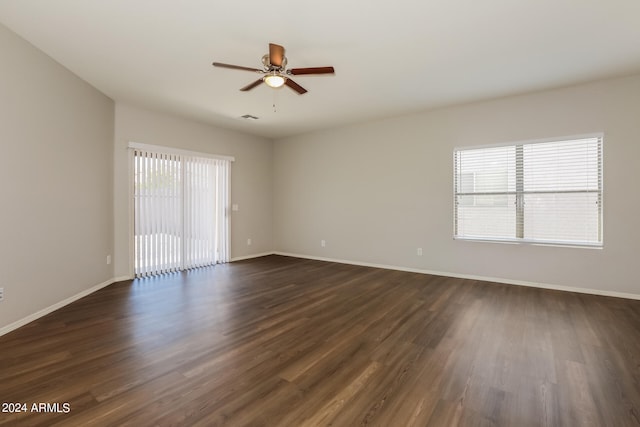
[1,255,639,426]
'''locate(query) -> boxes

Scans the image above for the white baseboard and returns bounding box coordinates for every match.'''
[274,252,640,301]
[0,277,119,337]
[231,252,276,262]
[3,253,635,338]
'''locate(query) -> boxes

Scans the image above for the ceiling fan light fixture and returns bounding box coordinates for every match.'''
[264,73,286,88]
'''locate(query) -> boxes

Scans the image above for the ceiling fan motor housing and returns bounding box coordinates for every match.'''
[262,54,287,71]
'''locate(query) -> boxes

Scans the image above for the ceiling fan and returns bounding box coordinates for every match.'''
[212,43,335,95]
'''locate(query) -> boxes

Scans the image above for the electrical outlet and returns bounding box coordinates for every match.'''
[106,255,112,265]
[417,248,423,256]
[0,287,4,302]
[247,238,252,246]
[321,240,326,247]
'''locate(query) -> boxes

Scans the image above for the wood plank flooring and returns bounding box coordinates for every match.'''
[1,255,639,426]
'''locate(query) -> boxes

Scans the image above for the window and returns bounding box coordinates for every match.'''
[132,144,232,277]
[454,135,602,247]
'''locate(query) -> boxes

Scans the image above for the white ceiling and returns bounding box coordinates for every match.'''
[1,1,639,139]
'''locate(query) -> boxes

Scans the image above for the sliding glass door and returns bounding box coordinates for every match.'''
[133,147,230,277]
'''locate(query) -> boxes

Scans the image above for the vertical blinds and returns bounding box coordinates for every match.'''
[134,148,231,277]
[454,136,602,246]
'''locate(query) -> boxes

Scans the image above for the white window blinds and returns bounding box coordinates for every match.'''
[454,135,602,247]
[133,147,231,277]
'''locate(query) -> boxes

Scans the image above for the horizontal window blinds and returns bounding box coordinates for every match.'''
[454,136,602,246]
[134,148,230,277]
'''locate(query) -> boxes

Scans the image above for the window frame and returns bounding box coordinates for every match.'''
[453,134,603,248]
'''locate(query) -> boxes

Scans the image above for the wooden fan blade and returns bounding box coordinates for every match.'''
[240,79,264,91]
[269,43,285,67]
[213,62,262,72]
[289,66,335,75]
[285,78,307,94]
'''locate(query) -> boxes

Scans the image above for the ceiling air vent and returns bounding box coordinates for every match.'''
[240,114,259,120]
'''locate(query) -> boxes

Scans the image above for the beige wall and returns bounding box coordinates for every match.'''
[0,24,115,329]
[274,74,640,297]
[2,18,639,333]
[113,104,273,278]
